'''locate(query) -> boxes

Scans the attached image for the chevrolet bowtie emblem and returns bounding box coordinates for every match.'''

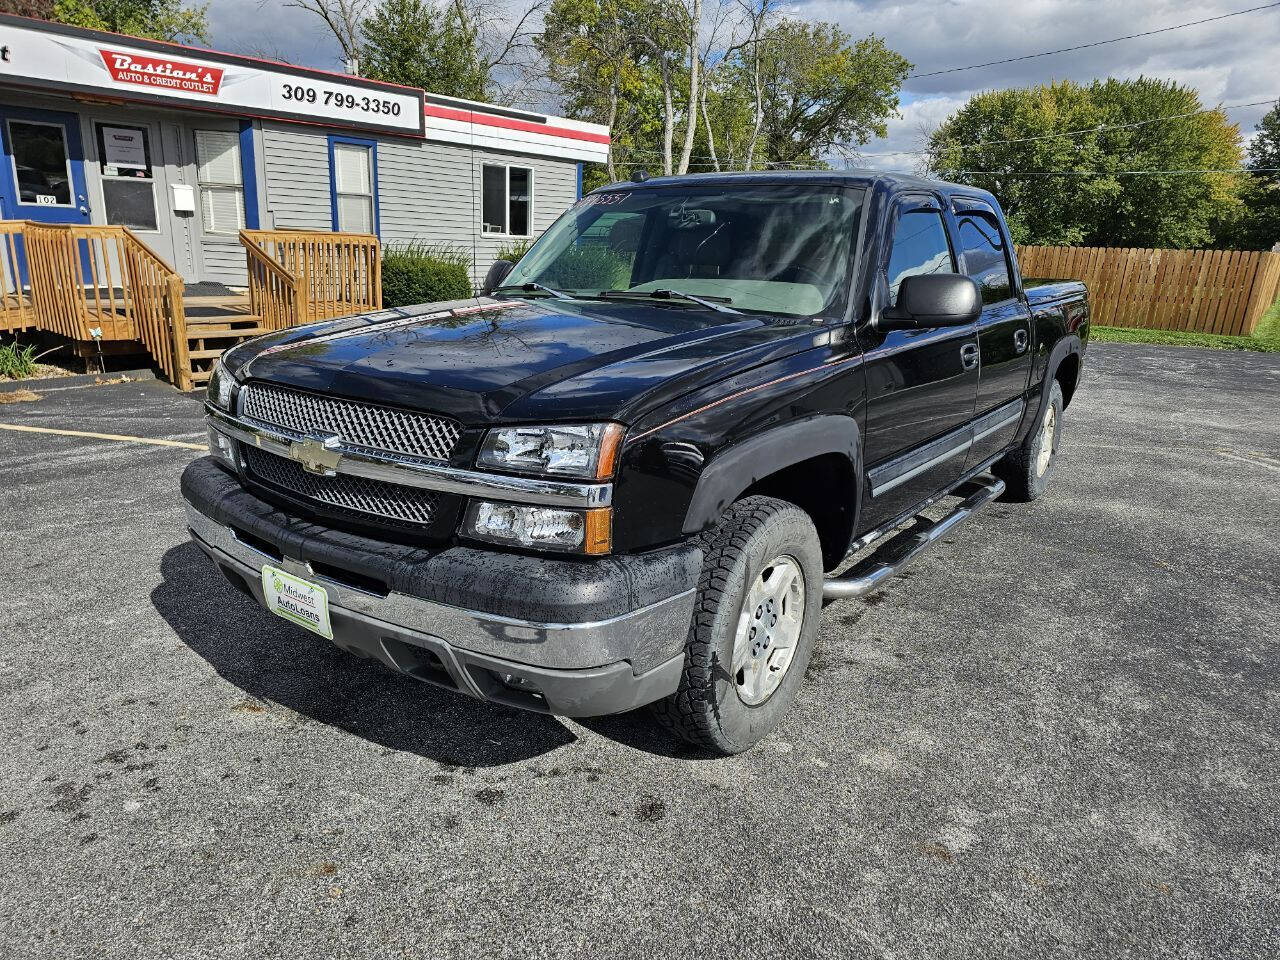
[290,432,343,476]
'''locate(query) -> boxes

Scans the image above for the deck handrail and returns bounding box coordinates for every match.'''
[240,228,381,325]
[242,236,302,332]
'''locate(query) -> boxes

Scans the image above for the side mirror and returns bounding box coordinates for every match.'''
[880,274,981,330]
[481,259,515,296]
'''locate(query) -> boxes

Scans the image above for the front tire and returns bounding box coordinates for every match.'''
[995,380,1064,502]
[652,496,823,755]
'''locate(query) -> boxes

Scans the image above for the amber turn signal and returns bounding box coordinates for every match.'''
[583,508,613,555]
[596,423,625,479]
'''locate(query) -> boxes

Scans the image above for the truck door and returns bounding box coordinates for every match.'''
[859,196,980,530]
[951,199,1033,466]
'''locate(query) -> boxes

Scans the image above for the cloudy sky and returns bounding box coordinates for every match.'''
[206,0,1280,169]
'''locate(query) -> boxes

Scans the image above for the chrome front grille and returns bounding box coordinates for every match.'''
[239,382,461,463]
[243,446,443,527]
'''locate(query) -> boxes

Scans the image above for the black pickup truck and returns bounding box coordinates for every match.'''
[183,171,1088,754]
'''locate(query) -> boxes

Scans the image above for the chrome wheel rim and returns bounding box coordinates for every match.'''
[1035,403,1056,477]
[731,555,805,706]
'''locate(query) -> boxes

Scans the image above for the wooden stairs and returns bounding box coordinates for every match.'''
[182,295,269,387]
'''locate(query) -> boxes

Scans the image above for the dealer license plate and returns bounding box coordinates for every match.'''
[260,565,333,640]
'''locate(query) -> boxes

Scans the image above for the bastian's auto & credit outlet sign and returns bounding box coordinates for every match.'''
[0,14,425,137]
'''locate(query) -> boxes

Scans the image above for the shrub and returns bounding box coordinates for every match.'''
[381,241,473,308]
[494,238,536,263]
[0,341,37,379]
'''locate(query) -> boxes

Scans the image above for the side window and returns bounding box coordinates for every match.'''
[194,129,245,235]
[97,123,157,231]
[956,213,1012,304]
[332,141,376,233]
[885,207,954,306]
[482,164,535,237]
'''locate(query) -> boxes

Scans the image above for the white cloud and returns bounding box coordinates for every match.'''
[203,0,1280,162]
[793,0,1280,167]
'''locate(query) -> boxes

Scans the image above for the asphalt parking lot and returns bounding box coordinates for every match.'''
[0,343,1277,959]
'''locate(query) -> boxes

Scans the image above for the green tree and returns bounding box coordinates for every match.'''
[754,23,909,166]
[928,78,1244,249]
[539,2,909,181]
[52,0,209,43]
[1218,102,1280,250]
[537,0,668,181]
[361,0,488,100]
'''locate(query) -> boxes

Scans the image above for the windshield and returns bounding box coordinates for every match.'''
[504,184,865,318]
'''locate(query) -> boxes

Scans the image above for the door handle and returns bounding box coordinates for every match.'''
[961,343,979,371]
[1014,329,1029,354]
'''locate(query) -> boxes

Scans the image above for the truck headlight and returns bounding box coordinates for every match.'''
[476,423,624,479]
[206,358,235,410]
[464,502,612,555]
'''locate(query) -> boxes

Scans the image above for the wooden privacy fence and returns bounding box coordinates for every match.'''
[240,228,381,329]
[1015,245,1280,336]
[0,220,187,383]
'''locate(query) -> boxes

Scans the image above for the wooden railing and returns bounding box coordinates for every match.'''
[1016,245,1280,336]
[240,228,381,327]
[0,221,187,384]
[0,221,32,333]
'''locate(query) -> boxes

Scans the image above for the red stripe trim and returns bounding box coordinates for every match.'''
[424,103,611,145]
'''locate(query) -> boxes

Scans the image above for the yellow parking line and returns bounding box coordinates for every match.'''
[0,422,207,451]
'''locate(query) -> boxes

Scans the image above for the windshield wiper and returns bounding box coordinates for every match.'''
[599,288,741,315]
[491,282,576,301]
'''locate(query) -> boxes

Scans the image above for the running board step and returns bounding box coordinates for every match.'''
[822,476,1005,600]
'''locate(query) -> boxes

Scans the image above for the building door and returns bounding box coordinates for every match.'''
[90,118,184,271]
[0,107,91,226]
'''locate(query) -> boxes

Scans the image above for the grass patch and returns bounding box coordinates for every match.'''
[1092,324,1280,352]
[0,341,38,379]
[1254,296,1280,341]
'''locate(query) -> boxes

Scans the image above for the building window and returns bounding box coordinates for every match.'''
[194,129,245,235]
[331,140,376,234]
[96,123,157,231]
[6,120,73,206]
[482,164,533,236]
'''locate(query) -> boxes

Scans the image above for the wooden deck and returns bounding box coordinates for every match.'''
[0,225,381,390]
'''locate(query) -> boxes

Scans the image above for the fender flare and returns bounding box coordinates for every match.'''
[681,414,862,535]
[1028,334,1083,429]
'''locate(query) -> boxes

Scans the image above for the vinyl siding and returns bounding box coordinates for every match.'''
[200,238,248,284]
[261,124,333,230]
[378,140,577,281]
[260,123,580,284]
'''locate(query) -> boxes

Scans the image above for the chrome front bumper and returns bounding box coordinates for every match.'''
[185,505,695,717]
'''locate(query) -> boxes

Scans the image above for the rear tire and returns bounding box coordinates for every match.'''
[652,496,823,755]
[995,380,1064,502]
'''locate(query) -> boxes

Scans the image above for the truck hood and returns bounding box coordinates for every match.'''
[228,298,827,424]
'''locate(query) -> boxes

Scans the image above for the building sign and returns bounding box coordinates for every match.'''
[0,16,425,137]
[99,48,224,96]
[100,125,148,170]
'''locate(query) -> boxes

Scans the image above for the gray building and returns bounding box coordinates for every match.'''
[0,14,609,286]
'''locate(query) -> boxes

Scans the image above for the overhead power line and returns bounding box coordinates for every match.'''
[941,167,1279,177]
[908,2,1280,80]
